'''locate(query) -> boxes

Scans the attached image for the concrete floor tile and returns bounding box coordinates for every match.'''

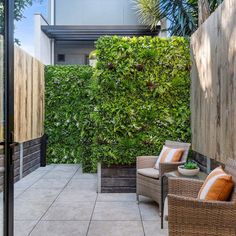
[30,221,89,236]
[12,164,170,235]
[14,188,25,198]
[41,171,75,179]
[42,202,94,221]
[14,200,51,221]
[53,164,80,172]
[72,172,97,179]
[92,202,141,221]
[56,189,97,202]
[17,188,61,203]
[139,202,160,221]
[66,179,97,191]
[143,221,168,236]
[14,221,37,236]
[30,178,69,189]
[14,177,41,190]
[97,193,136,202]
[87,221,144,236]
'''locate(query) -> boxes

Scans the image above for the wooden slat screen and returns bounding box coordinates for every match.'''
[191,0,236,163]
[14,46,45,142]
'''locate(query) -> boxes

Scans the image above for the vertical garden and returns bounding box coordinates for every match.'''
[45,36,191,172]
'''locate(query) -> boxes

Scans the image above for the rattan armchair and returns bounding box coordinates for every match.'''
[168,159,236,236]
[136,140,191,213]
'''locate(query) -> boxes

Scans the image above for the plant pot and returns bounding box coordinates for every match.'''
[178,165,200,176]
[97,162,136,193]
[89,59,97,68]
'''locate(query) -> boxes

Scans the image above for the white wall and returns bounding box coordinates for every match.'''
[34,14,52,65]
[55,0,140,25]
[55,41,95,65]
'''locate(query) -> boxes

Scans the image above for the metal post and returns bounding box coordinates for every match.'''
[4,0,15,235]
[207,157,211,174]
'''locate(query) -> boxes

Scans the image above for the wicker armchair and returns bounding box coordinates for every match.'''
[136,140,191,212]
[168,159,236,236]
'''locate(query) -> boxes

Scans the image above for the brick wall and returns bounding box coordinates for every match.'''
[13,137,42,182]
[0,137,43,191]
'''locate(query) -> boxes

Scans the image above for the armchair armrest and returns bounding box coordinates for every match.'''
[159,162,185,177]
[136,156,157,169]
[168,178,204,198]
[168,194,236,227]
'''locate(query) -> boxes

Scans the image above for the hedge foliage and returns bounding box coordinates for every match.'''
[45,36,191,172]
[45,65,94,164]
[89,36,191,168]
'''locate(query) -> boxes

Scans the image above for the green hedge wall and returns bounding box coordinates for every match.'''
[45,36,191,172]
[45,65,94,164]
[89,36,191,168]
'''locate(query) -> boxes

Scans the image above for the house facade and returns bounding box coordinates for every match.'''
[35,0,163,65]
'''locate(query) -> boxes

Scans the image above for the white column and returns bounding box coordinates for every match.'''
[34,14,52,65]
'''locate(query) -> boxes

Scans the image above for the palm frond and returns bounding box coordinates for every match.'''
[133,0,223,37]
[133,0,162,30]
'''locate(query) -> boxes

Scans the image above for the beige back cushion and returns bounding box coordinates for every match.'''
[165,140,191,162]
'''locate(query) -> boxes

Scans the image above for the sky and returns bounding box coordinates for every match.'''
[15,0,48,56]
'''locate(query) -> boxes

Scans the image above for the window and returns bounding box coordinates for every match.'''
[57,54,65,62]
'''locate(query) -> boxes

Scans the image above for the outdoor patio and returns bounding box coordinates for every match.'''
[14,164,168,236]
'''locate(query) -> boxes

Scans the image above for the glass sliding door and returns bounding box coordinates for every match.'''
[0,0,14,235]
[0,1,4,233]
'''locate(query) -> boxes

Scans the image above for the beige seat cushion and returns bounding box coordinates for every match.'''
[138,168,159,179]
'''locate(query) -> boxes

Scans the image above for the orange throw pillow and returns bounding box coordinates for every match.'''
[155,146,184,169]
[198,167,234,201]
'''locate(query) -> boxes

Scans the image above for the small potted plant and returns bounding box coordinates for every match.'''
[178,161,200,176]
[89,50,97,67]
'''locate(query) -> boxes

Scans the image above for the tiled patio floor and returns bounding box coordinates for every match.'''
[14,164,168,236]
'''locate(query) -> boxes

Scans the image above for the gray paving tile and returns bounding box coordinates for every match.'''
[139,202,160,221]
[56,189,97,202]
[30,221,89,236]
[14,221,37,236]
[87,221,144,236]
[14,200,51,221]
[14,188,25,198]
[143,221,168,236]
[53,164,80,172]
[72,172,97,179]
[17,188,61,203]
[66,179,97,191]
[12,164,170,235]
[30,178,69,189]
[92,202,141,221]
[33,165,55,172]
[97,193,136,202]
[42,201,94,221]
[14,177,42,190]
[41,170,75,179]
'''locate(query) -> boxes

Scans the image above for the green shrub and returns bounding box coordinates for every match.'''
[45,65,94,165]
[88,36,191,169]
[45,36,191,173]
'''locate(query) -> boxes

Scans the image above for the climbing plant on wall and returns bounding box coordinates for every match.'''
[89,36,191,169]
[45,65,94,165]
[45,36,191,172]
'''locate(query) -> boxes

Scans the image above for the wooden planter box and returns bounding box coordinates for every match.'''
[97,163,136,193]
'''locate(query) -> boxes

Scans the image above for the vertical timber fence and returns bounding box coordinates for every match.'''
[191,0,236,166]
[0,45,45,189]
